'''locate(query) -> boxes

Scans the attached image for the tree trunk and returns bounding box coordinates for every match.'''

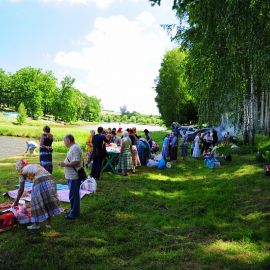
[260,91,264,130]
[249,63,255,146]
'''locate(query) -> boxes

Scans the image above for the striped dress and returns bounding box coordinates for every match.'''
[19,164,62,223]
[40,133,53,174]
[117,138,132,170]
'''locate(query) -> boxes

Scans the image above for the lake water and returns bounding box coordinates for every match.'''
[79,122,166,132]
[0,136,29,160]
[0,123,166,160]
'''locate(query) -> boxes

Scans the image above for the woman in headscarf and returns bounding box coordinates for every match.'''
[117,131,132,176]
[144,129,153,149]
[39,126,54,174]
[192,133,201,159]
[180,131,189,161]
[162,134,170,162]
[13,159,62,230]
[137,137,151,165]
[129,128,141,174]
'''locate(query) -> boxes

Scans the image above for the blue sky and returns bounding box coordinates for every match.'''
[0,0,178,114]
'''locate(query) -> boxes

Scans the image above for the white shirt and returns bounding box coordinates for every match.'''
[64,144,83,180]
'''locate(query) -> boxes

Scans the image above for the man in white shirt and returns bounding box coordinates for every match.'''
[59,134,83,219]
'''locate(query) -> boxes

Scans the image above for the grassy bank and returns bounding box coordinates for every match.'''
[0,149,270,269]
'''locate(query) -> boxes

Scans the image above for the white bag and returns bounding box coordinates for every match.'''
[166,162,172,169]
[81,177,97,193]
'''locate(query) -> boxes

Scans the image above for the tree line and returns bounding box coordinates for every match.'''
[101,106,163,126]
[0,67,101,123]
[151,0,270,145]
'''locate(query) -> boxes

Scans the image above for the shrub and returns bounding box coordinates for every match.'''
[17,103,27,125]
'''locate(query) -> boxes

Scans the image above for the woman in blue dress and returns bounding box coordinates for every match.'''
[39,126,54,174]
[161,134,170,162]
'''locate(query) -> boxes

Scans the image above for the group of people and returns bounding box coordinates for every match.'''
[161,129,221,162]
[191,130,219,158]
[85,127,153,177]
[13,126,155,229]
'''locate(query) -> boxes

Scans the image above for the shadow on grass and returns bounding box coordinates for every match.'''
[0,155,270,269]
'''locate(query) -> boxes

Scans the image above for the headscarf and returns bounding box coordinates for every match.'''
[122,131,129,138]
[16,159,28,172]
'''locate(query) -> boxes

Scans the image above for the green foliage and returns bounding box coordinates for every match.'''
[83,96,101,122]
[150,0,270,144]
[0,69,11,108]
[16,102,27,125]
[155,48,197,126]
[0,67,101,123]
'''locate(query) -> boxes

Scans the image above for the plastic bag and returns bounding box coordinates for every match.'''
[81,177,97,193]
[166,162,172,169]
[147,159,158,168]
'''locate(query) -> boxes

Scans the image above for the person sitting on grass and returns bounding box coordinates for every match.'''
[13,159,62,230]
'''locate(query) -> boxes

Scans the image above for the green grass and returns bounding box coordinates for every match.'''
[0,148,270,269]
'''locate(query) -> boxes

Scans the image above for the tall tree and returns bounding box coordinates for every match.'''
[0,69,11,108]
[155,48,197,126]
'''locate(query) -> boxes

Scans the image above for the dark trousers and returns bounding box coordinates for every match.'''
[67,179,81,218]
[91,155,103,180]
[170,146,178,161]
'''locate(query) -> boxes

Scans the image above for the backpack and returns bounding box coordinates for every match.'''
[0,211,15,232]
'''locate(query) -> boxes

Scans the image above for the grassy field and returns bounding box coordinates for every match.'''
[0,148,270,269]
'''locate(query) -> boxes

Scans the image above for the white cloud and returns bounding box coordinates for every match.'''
[40,0,115,8]
[54,11,174,114]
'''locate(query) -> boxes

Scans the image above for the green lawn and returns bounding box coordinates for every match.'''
[0,150,270,269]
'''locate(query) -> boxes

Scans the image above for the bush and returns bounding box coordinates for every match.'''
[17,103,27,125]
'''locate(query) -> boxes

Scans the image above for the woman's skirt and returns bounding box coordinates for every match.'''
[131,145,141,167]
[192,142,200,158]
[180,144,188,158]
[31,176,62,223]
[40,147,53,174]
[170,146,178,161]
[118,150,132,170]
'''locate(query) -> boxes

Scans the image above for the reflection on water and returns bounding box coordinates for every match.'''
[0,136,32,160]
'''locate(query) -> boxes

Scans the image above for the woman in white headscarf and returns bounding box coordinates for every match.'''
[117,131,132,176]
[14,159,62,230]
[192,133,201,158]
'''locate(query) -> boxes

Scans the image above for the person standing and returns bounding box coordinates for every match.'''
[39,126,54,174]
[91,127,109,180]
[86,130,95,168]
[180,131,188,161]
[59,134,83,220]
[118,131,132,176]
[170,132,178,161]
[212,129,218,147]
[129,128,141,174]
[192,133,201,158]
[205,132,213,151]
[144,129,153,149]
[161,134,170,162]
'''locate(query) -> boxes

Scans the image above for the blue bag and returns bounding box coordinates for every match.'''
[158,159,166,170]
